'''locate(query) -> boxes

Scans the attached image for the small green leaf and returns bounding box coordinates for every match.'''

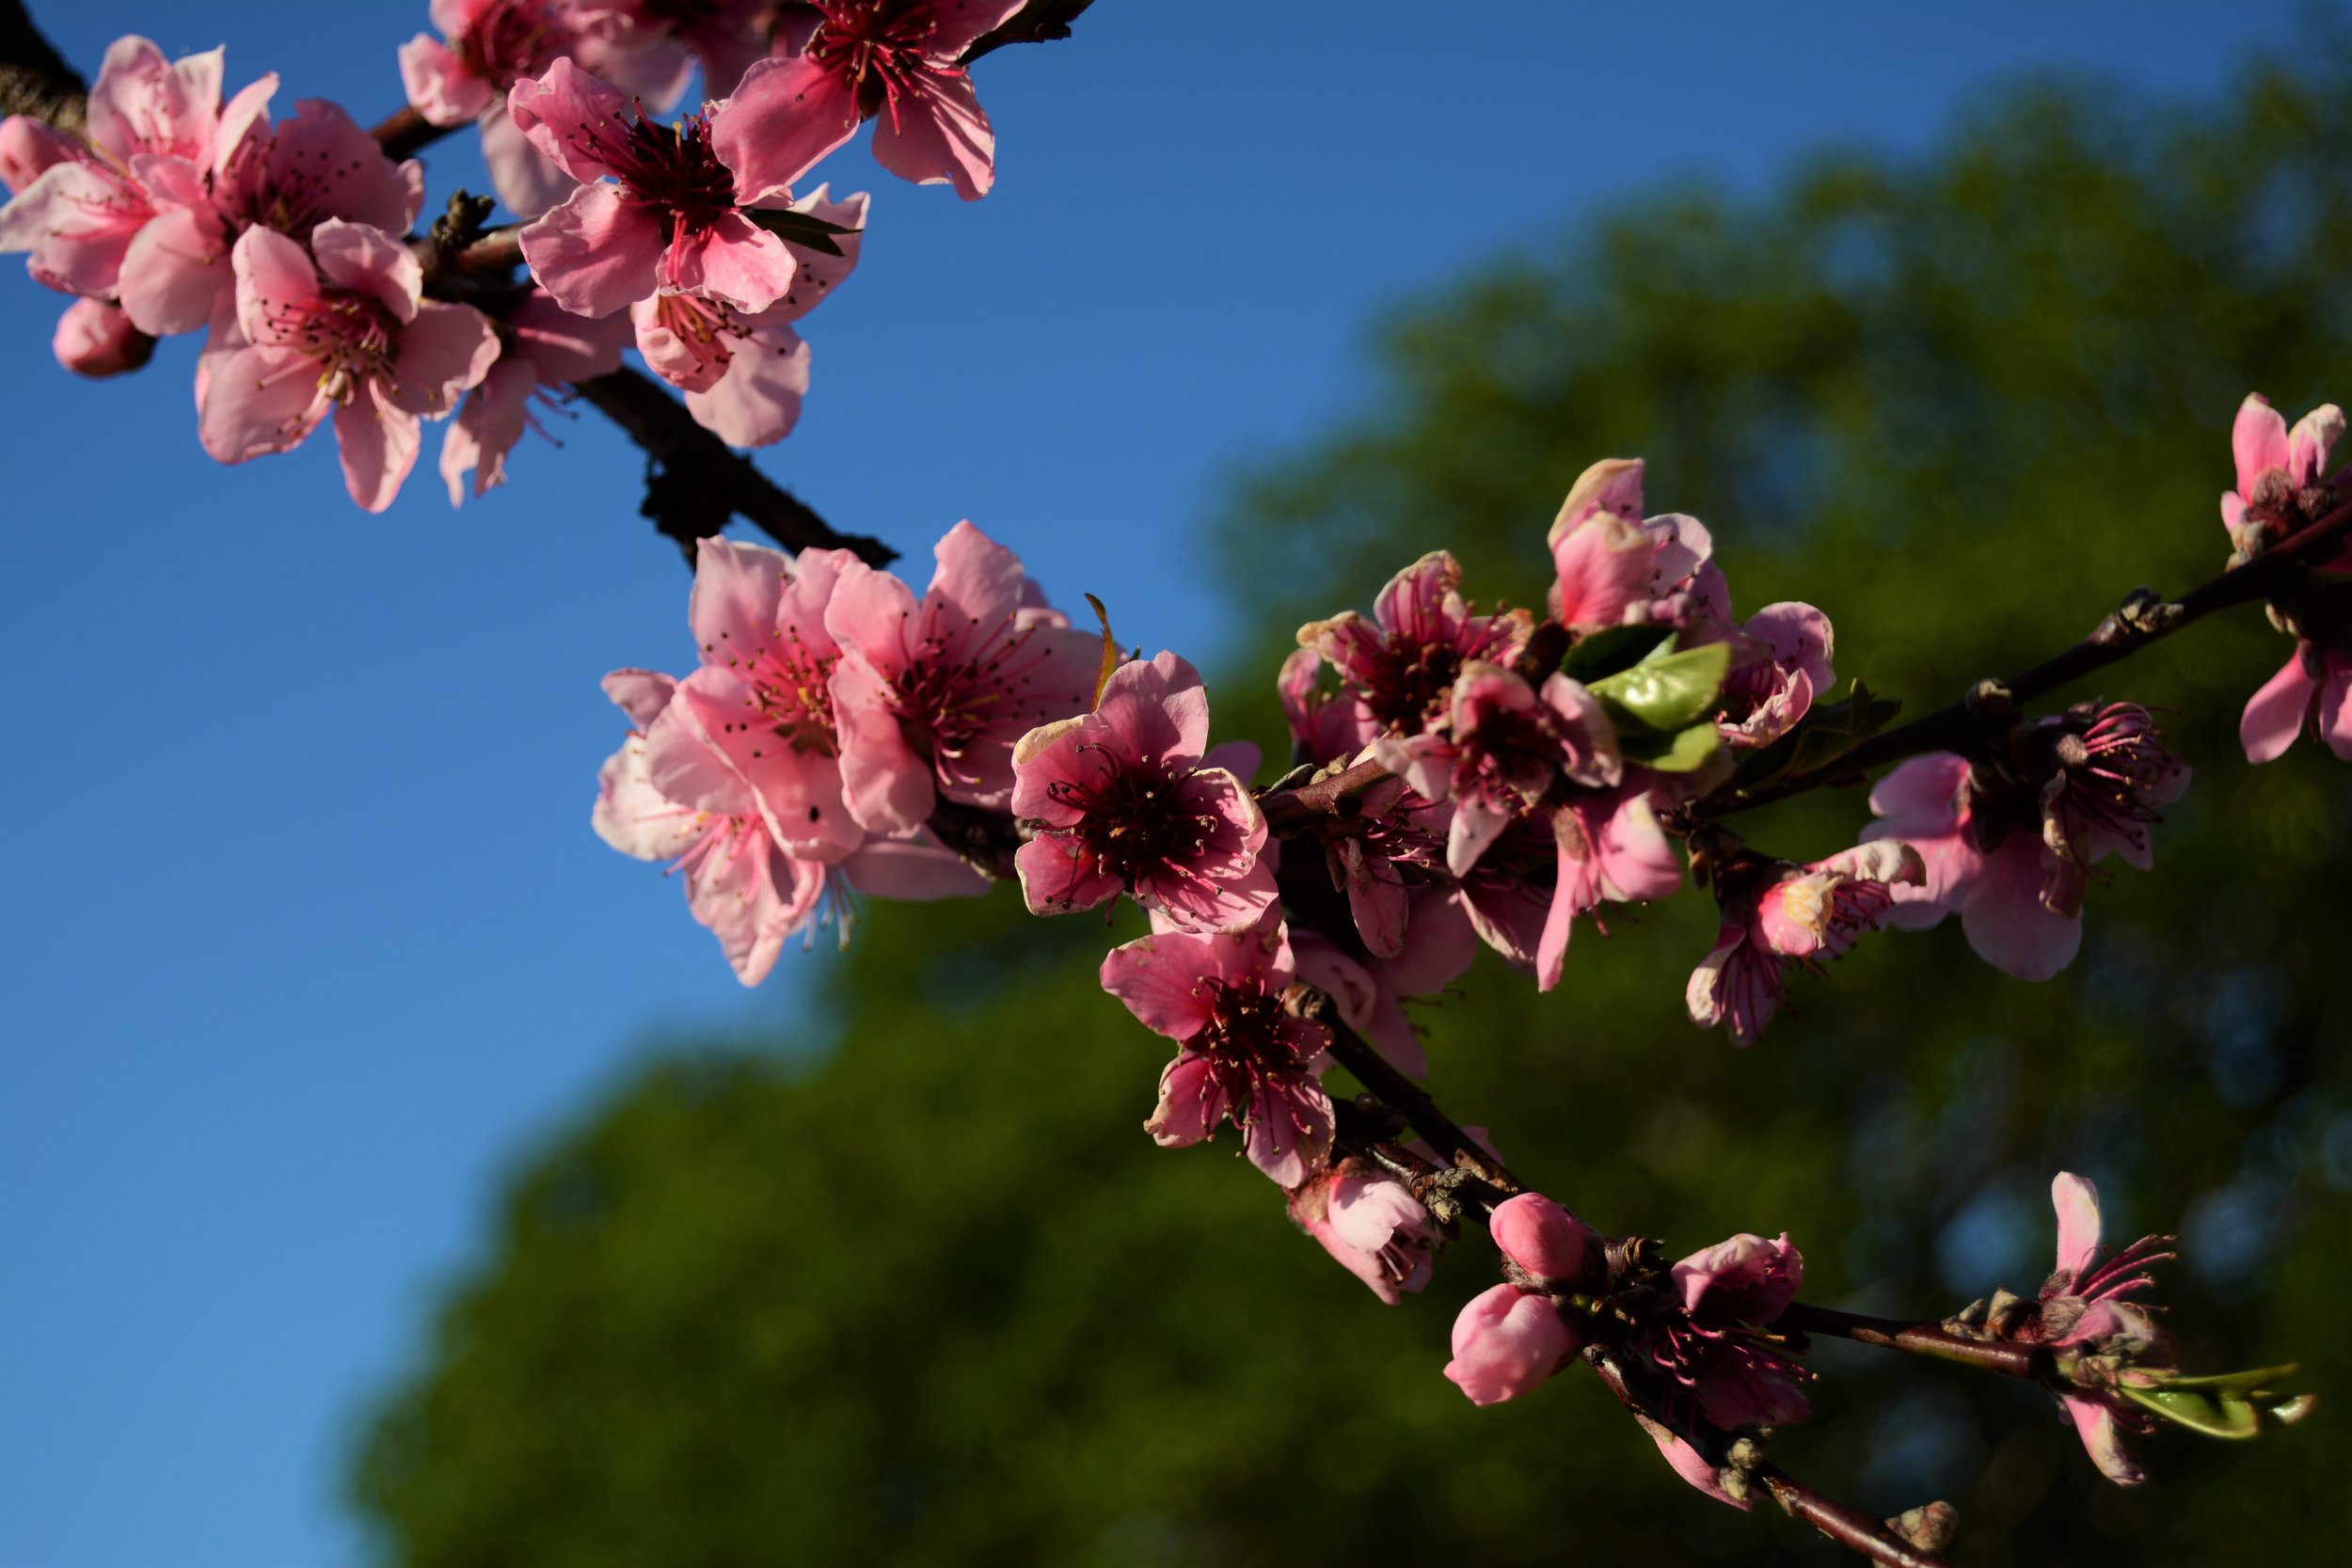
[743,207,862,257]
[1588,641,1732,733]
[1560,623,1672,685]
[1620,719,1723,773]
[2120,1386,2263,1439]
[2157,1363,2301,1396]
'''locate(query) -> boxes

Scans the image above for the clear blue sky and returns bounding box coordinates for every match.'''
[0,2,2323,1561]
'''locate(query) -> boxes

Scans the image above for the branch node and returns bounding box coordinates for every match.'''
[1963,679,2012,719]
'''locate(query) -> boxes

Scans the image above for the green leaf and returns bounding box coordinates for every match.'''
[2156,1364,2300,1395]
[2120,1386,2264,1439]
[1620,720,1722,773]
[743,207,862,258]
[1559,623,1672,685]
[1588,641,1731,733]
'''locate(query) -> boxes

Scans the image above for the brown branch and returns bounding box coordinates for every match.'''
[1757,1468,1951,1568]
[1775,1301,2045,1380]
[1701,494,2352,817]
[1261,755,1394,831]
[1315,1011,1522,1194]
[0,0,84,130]
[573,367,898,566]
[373,103,454,161]
[961,0,1097,65]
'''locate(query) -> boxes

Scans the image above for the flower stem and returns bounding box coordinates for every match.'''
[1775,1301,2045,1380]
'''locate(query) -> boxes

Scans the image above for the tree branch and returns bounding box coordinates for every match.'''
[372,103,453,161]
[961,0,1097,65]
[0,0,84,130]
[1775,1301,2045,1380]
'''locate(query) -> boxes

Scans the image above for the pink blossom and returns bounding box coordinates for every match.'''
[1286,1158,1435,1305]
[1375,661,1620,877]
[1863,706,2188,981]
[2026,1173,2178,1485]
[823,520,1101,833]
[2241,637,2352,763]
[51,297,153,376]
[1011,651,1277,932]
[114,84,423,337]
[2221,391,2345,562]
[1299,773,1453,966]
[597,0,774,100]
[1686,841,1924,1046]
[631,185,866,446]
[1289,927,1428,1078]
[0,113,84,194]
[1489,1192,1597,1286]
[1630,1231,1812,1433]
[199,221,500,512]
[1098,920,1334,1187]
[714,0,1026,203]
[441,287,634,503]
[1548,456,1727,631]
[1277,645,1375,766]
[1715,601,1835,749]
[1298,551,1532,741]
[509,56,810,319]
[1671,1231,1802,1325]
[1536,784,1682,990]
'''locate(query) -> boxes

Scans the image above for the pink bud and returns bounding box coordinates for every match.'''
[51,298,154,378]
[1670,1231,1803,1325]
[1442,1283,1579,1405]
[1489,1192,1596,1284]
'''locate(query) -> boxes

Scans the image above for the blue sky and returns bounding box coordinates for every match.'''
[0,3,2325,1562]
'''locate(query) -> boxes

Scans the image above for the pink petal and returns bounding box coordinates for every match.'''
[1142,1052,1226,1147]
[684,320,809,447]
[198,344,325,464]
[116,203,230,336]
[1015,833,1123,916]
[2050,1172,2103,1278]
[52,297,151,377]
[926,0,1030,55]
[479,103,577,219]
[508,288,629,382]
[2287,404,2344,487]
[0,114,85,195]
[2065,1396,2146,1486]
[388,301,501,417]
[2322,657,2352,762]
[519,182,667,319]
[2231,392,2291,498]
[841,835,994,900]
[231,224,319,346]
[1551,512,1657,627]
[310,218,421,323]
[832,671,936,834]
[398,35,494,126]
[690,536,791,659]
[1960,838,2082,981]
[600,668,678,729]
[2239,651,2314,765]
[1490,1193,1594,1281]
[332,384,422,514]
[1389,888,1479,994]
[1096,651,1210,766]
[760,183,866,324]
[870,69,996,199]
[666,210,797,314]
[1099,931,1222,1041]
[709,55,860,201]
[592,734,702,862]
[640,695,756,818]
[821,561,920,677]
[1443,1285,1577,1406]
[439,358,536,503]
[506,57,635,184]
[1637,1417,1751,1512]
[1240,1077,1331,1188]
[924,520,1027,660]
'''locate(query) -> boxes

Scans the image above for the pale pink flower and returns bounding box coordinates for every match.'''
[823,520,1100,833]
[199,221,500,512]
[1864,706,2188,982]
[631,185,865,446]
[1442,1192,1595,1405]
[1375,661,1620,877]
[1011,651,1277,932]
[1536,784,1682,991]
[441,287,634,503]
[2221,391,2345,562]
[51,297,153,376]
[1098,920,1334,1188]
[1298,551,1532,741]
[1715,601,1835,749]
[509,56,809,318]
[2241,636,2352,763]
[714,0,1025,203]
[115,85,423,337]
[1686,841,1924,1046]
[1547,456,1727,632]
[1286,1157,1435,1305]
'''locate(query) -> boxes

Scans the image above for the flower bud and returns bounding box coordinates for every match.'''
[52,298,154,378]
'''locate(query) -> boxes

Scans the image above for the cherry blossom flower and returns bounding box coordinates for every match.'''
[1375,661,1620,877]
[630,186,866,447]
[51,297,152,376]
[441,287,634,503]
[2241,634,2352,763]
[1443,1192,1594,1405]
[2221,391,2345,563]
[598,0,774,100]
[1864,705,2188,981]
[1548,456,1725,632]
[1298,552,1531,741]
[509,56,810,318]
[1011,651,1277,932]
[823,520,1100,833]
[1537,784,1683,990]
[1686,841,1924,1046]
[115,83,423,337]
[1672,1231,1802,1325]
[199,220,499,512]
[1286,1157,1435,1305]
[1277,645,1375,766]
[1714,602,1835,749]
[1098,920,1334,1187]
[1630,1230,1811,1434]
[1299,772,1454,965]
[2022,1173,2176,1484]
[715,0,1026,203]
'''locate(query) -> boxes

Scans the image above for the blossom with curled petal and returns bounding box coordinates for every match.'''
[1687,841,1923,1046]
[2221,391,2345,562]
[1287,1157,1435,1305]
[715,0,1026,202]
[1098,920,1333,1188]
[1715,601,1835,749]
[1011,651,1276,932]
[2241,634,2352,764]
[199,220,499,512]
[1548,456,1726,632]
[822,519,1100,833]
[1632,1230,1811,1435]
[1298,552,1532,743]
[2024,1173,2177,1485]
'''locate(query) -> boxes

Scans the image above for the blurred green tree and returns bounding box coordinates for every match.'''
[351,43,2352,1567]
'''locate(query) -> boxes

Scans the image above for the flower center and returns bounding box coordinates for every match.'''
[811,1,951,120]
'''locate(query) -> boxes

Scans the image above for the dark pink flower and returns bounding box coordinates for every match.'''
[1298,551,1531,741]
[51,296,153,376]
[630,185,865,446]
[1864,706,2188,981]
[441,286,634,503]
[2221,391,2344,562]
[1537,784,1683,990]
[1301,775,1454,966]
[823,520,1100,833]
[1548,456,1726,632]
[1286,1157,1435,1305]
[1631,1231,1811,1434]
[1098,920,1334,1187]
[1276,645,1375,766]
[1011,651,1277,933]
[509,56,809,318]
[199,221,500,512]
[1686,841,1923,1046]
[1289,928,1429,1078]
[1376,661,1620,876]
[2242,635,2352,763]
[1671,1231,1802,1325]
[2026,1174,2177,1485]
[1443,1192,1595,1405]
[1715,601,1835,749]
[715,0,1026,202]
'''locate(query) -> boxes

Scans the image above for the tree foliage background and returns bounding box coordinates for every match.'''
[351,42,2352,1567]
